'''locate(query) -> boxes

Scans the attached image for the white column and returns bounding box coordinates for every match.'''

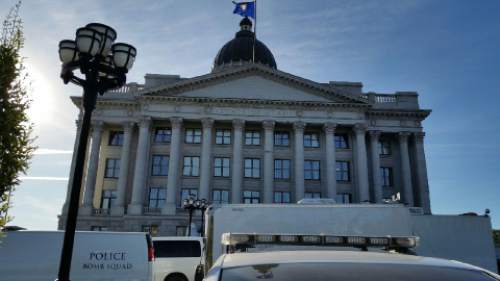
[163,117,183,215]
[62,119,81,214]
[111,122,134,216]
[399,132,414,206]
[413,132,431,213]
[80,121,103,215]
[354,124,370,203]
[231,119,245,203]
[263,120,275,203]
[199,118,214,200]
[369,130,383,203]
[128,117,152,215]
[324,123,337,199]
[293,121,305,201]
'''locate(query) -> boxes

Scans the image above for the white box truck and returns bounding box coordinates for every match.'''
[0,230,154,281]
[204,204,497,272]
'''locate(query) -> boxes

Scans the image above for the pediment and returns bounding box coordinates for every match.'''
[143,64,367,104]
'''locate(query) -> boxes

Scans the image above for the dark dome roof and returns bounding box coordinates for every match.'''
[213,18,277,70]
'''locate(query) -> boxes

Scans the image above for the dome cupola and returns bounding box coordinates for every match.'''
[213,17,277,70]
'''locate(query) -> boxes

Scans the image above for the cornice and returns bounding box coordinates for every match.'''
[367,109,431,119]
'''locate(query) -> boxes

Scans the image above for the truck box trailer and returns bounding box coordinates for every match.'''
[204,204,497,272]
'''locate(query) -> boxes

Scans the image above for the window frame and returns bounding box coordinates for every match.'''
[243,191,260,204]
[104,158,120,179]
[151,154,169,176]
[244,130,261,146]
[215,129,231,145]
[214,157,231,177]
[154,127,172,143]
[212,189,230,204]
[180,188,198,207]
[108,131,124,146]
[379,139,392,156]
[334,133,349,149]
[100,190,117,209]
[185,128,202,144]
[148,187,166,208]
[183,156,200,177]
[336,160,350,182]
[380,167,393,187]
[303,132,320,148]
[274,191,291,203]
[274,159,291,180]
[304,192,321,199]
[274,131,290,147]
[304,160,321,180]
[244,158,261,178]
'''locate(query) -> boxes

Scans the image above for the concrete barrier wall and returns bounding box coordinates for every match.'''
[412,215,497,272]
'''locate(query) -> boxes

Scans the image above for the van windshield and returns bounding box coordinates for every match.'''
[154,241,201,258]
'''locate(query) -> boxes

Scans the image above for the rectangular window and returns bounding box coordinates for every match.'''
[274,131,290,146]
[151,155,169,176]
[142,225,159,236]
[148,187,166,208]
[304,133,320,148]
[274,159,291,179]
[90,226,108,231]
[212,189,230,204]
[304,160,320,180]
[214,157,230,177]
[108,131,124,146]
[176,226,187,236]
[304,192,321,199]
[335,134,349,149]
[183,156,200,176]
[104,158,120,178]
[243,191,260,204]
[215,129,231,145]
[379,140,391,155]
[185,129,202,144]
[336,193,352,204]
[244,158,261,178]
[336,161,350,182]
[245,131,261,145]
[154,127,172,143]
[180,188,198,206]
[274,191,291,203]
[100,190,117,209]
[380,167,393,187]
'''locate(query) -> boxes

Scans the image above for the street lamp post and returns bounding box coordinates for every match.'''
[182,198,208,236]
[56,23,136,281]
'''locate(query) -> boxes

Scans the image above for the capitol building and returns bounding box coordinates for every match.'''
[59,18,432,236]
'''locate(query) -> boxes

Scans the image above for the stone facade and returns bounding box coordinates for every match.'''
[58,63,431,236]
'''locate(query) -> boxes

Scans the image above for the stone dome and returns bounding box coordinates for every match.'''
[213,17,277,70]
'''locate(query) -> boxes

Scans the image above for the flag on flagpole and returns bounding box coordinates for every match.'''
[233,1,255,19]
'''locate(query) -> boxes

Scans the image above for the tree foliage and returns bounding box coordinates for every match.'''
[0,1,35,229]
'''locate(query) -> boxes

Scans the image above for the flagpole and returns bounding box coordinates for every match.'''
[253,0,257,63]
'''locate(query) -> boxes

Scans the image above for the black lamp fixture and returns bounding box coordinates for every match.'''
[183,198,208,236]
[56,23,136,281]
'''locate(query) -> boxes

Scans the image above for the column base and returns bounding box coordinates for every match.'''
[161,203,177,215]
[78,205,93,216]
[127,204,143,215]
[110,206,125,216]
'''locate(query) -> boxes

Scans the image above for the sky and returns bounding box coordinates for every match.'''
[1,0,499,229]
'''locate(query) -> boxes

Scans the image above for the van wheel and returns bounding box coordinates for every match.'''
[165,273,188,281]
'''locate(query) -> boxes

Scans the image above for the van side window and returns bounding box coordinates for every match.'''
[153,241,201,258]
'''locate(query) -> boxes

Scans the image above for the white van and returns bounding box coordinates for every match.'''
[0,230,154,281]
[152,237,204,281]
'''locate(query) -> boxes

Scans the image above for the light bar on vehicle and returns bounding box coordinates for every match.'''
[221,233,419,251]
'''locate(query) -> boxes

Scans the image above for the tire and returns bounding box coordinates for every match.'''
[165,273,188,281]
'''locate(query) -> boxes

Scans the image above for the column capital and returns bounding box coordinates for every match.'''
[232,119,245,130]
[122,121,135,132]
[293,121,306,132]
[323,122,337,133]
[139,116,152,128]
[201,118,214,129]
[170,117,183,129]
[353,123,367,133]
[91,120,104,131]
[368,130,381,138]
[414,131,425,141]
[262,120,275,130]
[399,131,411,140]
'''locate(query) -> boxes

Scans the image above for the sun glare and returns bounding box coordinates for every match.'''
[24,62,56,127]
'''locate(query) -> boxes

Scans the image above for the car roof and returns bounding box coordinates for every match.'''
[219,251,481,271]
[152,236,204,242]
